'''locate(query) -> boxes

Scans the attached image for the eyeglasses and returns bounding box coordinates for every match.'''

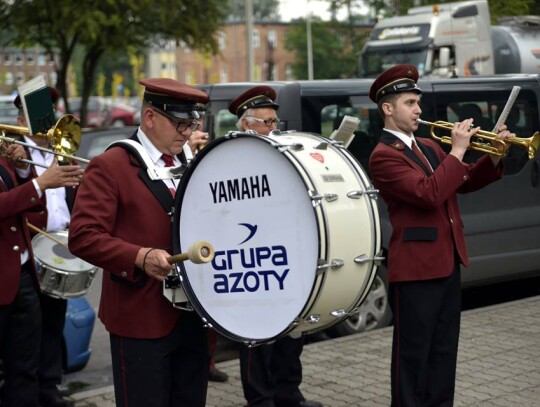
[153,108,200,132]
[247,117,280,127]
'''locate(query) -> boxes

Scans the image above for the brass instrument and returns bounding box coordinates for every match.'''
[417,118,540,160]
[0,114,90,167]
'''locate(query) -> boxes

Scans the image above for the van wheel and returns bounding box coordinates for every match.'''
[325,266,392,338]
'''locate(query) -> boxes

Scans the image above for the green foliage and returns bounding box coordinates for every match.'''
[285,18,369,79]
[0,0,228,125]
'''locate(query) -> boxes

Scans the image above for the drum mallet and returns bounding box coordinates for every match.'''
[167,240,215,264]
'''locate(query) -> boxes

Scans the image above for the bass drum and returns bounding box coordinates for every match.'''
[32,230,98,299]
[172,131,381,344]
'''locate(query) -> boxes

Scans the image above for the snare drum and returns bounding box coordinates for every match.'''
[32,230,98,299]
[172,131,381,344]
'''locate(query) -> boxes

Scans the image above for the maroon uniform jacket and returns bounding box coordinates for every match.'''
[0,159,42,305]
[369,131,503,283]
[68,143,182,339]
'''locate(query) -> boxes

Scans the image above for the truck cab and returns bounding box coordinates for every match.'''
[360,0,494,77]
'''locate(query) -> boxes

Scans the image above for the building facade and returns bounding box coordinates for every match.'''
[0,47,59,95]
[176,21,296,85]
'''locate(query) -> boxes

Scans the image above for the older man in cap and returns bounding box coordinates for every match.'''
[368,64,514,406]
[229,86,322,407]
[69,78,209,407]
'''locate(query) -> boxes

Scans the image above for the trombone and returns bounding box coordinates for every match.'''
[417,118,540,160]
[0,114,90,168]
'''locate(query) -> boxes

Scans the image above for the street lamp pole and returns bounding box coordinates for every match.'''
[307,10,314,80]
[245,0,254,81]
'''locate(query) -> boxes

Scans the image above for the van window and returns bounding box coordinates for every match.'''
[301,96,383,171]
[424,89,539,174]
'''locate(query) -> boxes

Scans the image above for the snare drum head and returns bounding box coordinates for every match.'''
[174,135,319,342]
[32,231,95,273]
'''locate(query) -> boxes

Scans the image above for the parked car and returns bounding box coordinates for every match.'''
[78,126,136,166]
[198,74,540,337]
[57,98,137,128]
[0,95,19,125]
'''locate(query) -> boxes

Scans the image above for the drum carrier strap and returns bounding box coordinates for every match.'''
[106,137,191,214]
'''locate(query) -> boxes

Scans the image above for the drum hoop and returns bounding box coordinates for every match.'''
[172,132,382,342]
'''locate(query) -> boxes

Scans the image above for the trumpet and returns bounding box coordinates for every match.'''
[0,114,90,167]
[417,118,540,160]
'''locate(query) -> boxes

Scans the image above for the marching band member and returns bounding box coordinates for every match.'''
[13,88,76,407]
[0,143,82,407]
[68,78,210,407]
[368,64,513,406]
[229,86,323,407]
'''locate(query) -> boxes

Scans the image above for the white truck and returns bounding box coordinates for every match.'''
[360,0,540,78]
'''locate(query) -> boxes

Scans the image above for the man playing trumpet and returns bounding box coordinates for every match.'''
[368,64,515,407]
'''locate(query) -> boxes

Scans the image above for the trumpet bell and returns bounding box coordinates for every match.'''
[48,114,82,163]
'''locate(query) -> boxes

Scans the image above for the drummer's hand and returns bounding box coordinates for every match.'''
[4,144,30,169]
[138,248,172,282]
[187,129,208,154]
[35,157,84,191]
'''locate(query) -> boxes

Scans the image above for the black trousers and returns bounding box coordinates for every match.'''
[0,264,42,407]
[389,261,461,407]
[109,311,210,407]
[240,335,305,407]
[38,293,67,398]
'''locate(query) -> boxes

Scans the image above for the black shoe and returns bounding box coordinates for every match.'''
[299,400,323,407]
[39,393,75,407]
[208,367,229,382]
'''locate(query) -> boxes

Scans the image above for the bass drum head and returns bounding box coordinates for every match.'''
[173,134,319,343]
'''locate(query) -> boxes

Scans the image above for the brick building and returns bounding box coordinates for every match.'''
[0,47,59,95]
[176,21,296,85]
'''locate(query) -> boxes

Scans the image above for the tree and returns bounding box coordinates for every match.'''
[285,17,369,79]
[0,0,229,126]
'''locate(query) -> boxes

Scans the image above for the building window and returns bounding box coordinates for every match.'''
[15,53,23,65]
[5,72,14,86]
[38,53,46,66]
[16,72,25,85]
[218,31,227,50]
[26,52,35,65]
[220,66,228,83]
[267,30,277,48]
[252,29,260,49]
[3,53,11,65]
[285,64,293,80]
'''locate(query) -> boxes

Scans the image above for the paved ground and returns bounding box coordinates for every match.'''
[71,295,540,406]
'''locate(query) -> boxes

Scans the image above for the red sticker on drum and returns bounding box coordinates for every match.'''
[310,152,324,163]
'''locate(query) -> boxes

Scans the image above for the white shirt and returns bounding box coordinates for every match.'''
[24,136,70,232]
[137,128,180,191]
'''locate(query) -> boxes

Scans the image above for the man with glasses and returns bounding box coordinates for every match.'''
[68,78,210,407]
[228,86,323,407]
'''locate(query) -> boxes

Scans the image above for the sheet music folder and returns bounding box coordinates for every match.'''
[17,75,55,135]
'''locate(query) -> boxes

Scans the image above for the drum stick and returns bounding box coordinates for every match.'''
[492,86,521,133]
[167,240,215,265]
[27,222,69,250]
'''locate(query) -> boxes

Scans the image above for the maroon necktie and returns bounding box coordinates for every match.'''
[162,154,174,167]
[412,142,432,173]
[161,154,176,196]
